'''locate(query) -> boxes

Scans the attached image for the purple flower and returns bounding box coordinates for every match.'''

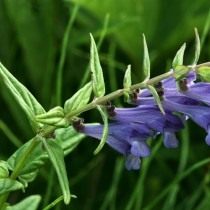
[161,70,197,90]
[163,99,210,145]
[133,70,210,147]
[181,82,210,105]
[74,69,210,170]
[76,122,153,170]
[112,105,184,148]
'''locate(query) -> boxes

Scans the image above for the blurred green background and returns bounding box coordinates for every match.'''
[0,0,210,209]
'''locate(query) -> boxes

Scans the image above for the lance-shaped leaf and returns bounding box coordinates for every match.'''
[36,106,68,127]
[7,128,84,189]
[90,33,105,97]
[123,65,132,102]
[0,63,45,130]
[123,65,132,89]
[0,63,45,115]
[64,82,92,114]
[197,66,210,82]
[7,137,47,187]
[41,139,71,204]
[147,85,165,114]
[172,43,186,69]
[0,178,23,195]
[94,106,109,155]
[192,28,201,66]
[7,195,41,210]
[142,34,150,81]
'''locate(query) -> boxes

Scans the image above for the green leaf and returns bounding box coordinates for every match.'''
[147,85,165,114]
[6,195,41,210]
[192,28,201,66]
[4,0,55,100]
[18,171,39,189]
[0,161,9,179]
[0,178,23,195]
[123,65,132,89]
[64,82,92,114]
[90,33,105,97]
[7,128,84,189]
[41,139,71,204]
[0,63,45,130]
[36,106,68,127]
[197,66,210,82]
[172,43,186,69]
[142,34,150,81]
[55,126,85,155]
[123,65,132,102]
[7,138,47,187]
[94,106,109,155]
[201,10,210,49]
[0,63,45,115]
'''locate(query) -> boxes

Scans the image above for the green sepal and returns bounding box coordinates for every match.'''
[6,195,41,210]
[142,34,150,81]
[0,178,24,195]
[41,138,71,205]
[90,33,105,97]
[197,66,210,82]
[173,65,189,81]
[64,82,92,114]
[147,85,165,114]
[172,43,186,69]
[94,106,109,155]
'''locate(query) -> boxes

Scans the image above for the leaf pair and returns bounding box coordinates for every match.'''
[0,63,45,131]
[142,35,165,114]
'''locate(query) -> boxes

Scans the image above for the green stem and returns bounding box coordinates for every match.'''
[55,4,80,105]
[0,120,22,147]
[143,158,210,210]
[66,70,173,119]
[67,62,210,120]
[42,195,64,210]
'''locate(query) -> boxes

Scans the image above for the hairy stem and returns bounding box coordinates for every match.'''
[66,70,174,119]
[66,62,210,120]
